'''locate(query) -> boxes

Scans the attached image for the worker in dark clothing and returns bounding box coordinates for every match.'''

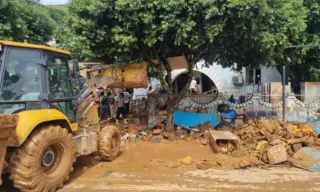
[99,91,111,120]
[116,92,128,124]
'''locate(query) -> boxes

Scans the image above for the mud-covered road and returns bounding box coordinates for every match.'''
[58,167,320,192]
[2,141,320,191]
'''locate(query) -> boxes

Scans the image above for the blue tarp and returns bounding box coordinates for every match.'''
[221,109,237,120]
[173,111,219,128]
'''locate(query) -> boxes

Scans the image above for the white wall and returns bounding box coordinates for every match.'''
[261,67,282,84]
[133,62,283,100]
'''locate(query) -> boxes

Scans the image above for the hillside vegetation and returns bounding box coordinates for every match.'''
[47,4,67,12]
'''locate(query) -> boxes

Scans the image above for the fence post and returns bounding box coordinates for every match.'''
[282,66,286,123]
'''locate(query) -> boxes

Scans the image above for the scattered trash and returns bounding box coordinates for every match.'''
[100,115,320,172]
[138,131,148,136]
[267,144,288,165]
[232,150,245,157]
[152,139,161,144]
[128,134,136,143]
[196,160,212,170]
[148,118,166,129]
[235,119,245,128]
[208,130,240,154]
[287,136,309,145]
[165,162,180,168]
[292,143,303,152]
[200,139,208,145]
[217,161,224,166]
[219,143,228,154]
[256,141,269,152]
[182,126,199,132]
[178,156,194,165]
[157,110,168,116]
[270,139,285,146]
[152,128,163,135]
[239,160,250,169]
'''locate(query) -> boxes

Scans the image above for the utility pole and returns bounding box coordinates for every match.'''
[282,66,286,123]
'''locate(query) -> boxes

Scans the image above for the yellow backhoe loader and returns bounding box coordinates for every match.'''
[0,40,147,192]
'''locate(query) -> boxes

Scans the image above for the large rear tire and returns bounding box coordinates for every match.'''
[10,125,76,192]
[99,125,120,161]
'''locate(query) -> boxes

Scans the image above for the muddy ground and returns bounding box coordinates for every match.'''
[2,140,320,192]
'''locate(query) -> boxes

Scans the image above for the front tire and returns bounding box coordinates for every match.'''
[99,125,120,161]
[10,125,76,192]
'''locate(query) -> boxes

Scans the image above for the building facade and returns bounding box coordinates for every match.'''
[133,61,283,99]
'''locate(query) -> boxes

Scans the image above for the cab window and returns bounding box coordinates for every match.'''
[0,47,42,101]
[47,53,73,98]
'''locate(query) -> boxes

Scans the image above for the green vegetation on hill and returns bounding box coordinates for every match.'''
[0,0,67,44]
[47,4,68,12]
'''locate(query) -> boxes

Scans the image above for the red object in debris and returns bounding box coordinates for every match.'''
[236,109,245,116]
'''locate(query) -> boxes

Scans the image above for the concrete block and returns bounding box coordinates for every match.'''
[267,144,288,165]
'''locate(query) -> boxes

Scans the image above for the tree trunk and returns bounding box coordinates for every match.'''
[163,57,195,132]
[292,73,303,102]
[165,92,175,132]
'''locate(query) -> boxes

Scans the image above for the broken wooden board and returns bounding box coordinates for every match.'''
[289,147,320,172]
[148,118,166,129]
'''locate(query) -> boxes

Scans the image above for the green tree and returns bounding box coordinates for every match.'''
[280,0,320,94]
[0,0,55,44]
[69,0,307,131]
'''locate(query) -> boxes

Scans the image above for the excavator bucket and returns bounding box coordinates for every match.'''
[88,63,148,89]
[0,114,18,185]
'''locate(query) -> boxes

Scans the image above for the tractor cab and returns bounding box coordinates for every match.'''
[0,41,76,121]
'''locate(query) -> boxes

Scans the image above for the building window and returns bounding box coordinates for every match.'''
[247,69,254,84]
[246,68,261,84]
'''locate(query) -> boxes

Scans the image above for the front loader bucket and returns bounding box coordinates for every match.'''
[0,114,18,185]
[88,63,148,89]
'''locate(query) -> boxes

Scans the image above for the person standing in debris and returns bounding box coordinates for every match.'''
[229,94,235,103]
[95,85,102,117]
[99,91,111,120]
[109,91,117,119]
[116,92,128,124]
[195,83,200,94]
[190,77,197,94]
[123,89,131,114]
[148,86,156,94]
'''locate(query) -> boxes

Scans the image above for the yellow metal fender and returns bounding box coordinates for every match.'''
[11,109,78,147]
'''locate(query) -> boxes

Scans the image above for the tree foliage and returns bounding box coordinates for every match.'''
[68,0,307,67]
[0,0,61,44]
[280,0,320,92]
[68,0,307,131]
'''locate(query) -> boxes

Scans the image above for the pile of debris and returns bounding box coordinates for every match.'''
[234,119,320,165]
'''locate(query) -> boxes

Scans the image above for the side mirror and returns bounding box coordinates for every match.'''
[35,59,46,66]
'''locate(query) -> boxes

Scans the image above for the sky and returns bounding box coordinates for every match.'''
[41,0,69,5]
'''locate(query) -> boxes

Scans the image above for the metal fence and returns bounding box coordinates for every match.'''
[143,92,320,123]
